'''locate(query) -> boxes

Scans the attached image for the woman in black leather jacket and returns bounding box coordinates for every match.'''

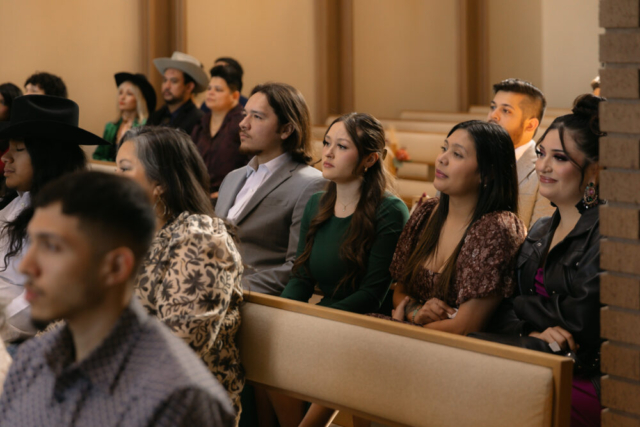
[482,94,605,427]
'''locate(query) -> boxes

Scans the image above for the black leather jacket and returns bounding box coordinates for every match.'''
[488,205,602,375]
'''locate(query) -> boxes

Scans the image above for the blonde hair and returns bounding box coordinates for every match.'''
[116,81,149,123]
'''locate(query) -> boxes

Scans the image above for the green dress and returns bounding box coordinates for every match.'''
[92,118,145,162]
[280,192,409,313]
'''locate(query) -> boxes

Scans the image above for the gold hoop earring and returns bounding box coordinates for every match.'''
[154,196,170,219]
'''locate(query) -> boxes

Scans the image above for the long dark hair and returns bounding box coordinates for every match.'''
[536,94,605,191]
[0,83,23,114]
[292,112,393,294]
[401,120,518,303]
[250,83,313,165]
[1,138,86,270]
[119,126,215,219]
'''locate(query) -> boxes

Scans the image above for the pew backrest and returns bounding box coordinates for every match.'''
[238,293,573,427]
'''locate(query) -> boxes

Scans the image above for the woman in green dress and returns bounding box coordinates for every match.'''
[273,112,409,427]
[92,73,156,162]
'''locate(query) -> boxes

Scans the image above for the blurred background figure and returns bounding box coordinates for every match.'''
[92,73,156,162]
[191,65,248,200]
[201,56,248,112]
[23,72,67,98]
[0,83,24,185]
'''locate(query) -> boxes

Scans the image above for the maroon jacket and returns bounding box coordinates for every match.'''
[191,104,249,193]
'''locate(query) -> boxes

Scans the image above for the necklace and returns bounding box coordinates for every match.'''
[337,198,359,212]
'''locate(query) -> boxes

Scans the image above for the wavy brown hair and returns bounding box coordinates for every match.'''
[292,112,393,294]
[250,82,313,164]
[400,121,519,304]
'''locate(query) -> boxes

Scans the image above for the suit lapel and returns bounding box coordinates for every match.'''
[217,172,249,218]
[516,143,537,184]
[234,158,299,224]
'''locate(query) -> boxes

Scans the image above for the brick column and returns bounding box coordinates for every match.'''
[599,0,640,425]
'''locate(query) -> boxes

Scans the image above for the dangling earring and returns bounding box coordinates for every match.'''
[364,166,368,173]
[582,182,598,209]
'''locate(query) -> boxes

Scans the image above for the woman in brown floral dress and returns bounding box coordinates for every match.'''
[385,120,526,335]
[116,126,244,424]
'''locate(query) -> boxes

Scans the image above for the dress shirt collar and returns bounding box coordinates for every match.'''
[515,139,535,162]
[245,152,291,177]
[45,299,148,395]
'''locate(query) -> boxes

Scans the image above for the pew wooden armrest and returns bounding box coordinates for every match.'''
[238,293,572,427]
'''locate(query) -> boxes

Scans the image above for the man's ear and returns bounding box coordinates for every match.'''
[185,81,196,97]
[524,117,540,134]
[99,247,136,288]
[279,123,294,140]
[232,90,240,102]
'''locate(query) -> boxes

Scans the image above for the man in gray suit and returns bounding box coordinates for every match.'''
[488,78,555,229]
[216,82,326,295]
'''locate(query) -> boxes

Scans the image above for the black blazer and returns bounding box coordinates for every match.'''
[488,205,602,375]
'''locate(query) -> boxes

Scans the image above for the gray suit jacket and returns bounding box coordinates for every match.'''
[216,157,326,295]
[517,143,556,229]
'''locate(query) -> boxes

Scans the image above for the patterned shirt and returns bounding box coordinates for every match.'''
[0,300,235,427]
[391,198,526,307]
[135,212,244,423]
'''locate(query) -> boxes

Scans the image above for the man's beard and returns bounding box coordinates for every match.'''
[164,92,183,105]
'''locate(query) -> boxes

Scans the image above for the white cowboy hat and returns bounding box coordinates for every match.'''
[153,51,209,93]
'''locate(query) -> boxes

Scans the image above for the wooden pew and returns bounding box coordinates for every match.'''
[399,110,558,127]
[238,293,573,427]
[468,105,571,117]
[324,116,548,139]
[325,116,454,134]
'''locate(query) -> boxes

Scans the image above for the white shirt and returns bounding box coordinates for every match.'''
[515,139,536,162]
[0,192,36,342]
[227,153,291,221]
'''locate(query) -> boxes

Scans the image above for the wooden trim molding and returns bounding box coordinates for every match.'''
[458,0,490,111]
[140,0,187,97]
[313,0,354,125]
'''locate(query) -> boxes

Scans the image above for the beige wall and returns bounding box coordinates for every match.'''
[487,0,543,98]
[185,0,317,121]
[0,0,143,146]
[352,0,459,118]
[487,0,600,109]
[541,0,600,108]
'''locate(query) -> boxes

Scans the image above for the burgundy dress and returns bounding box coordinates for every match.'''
[389,198,526,311]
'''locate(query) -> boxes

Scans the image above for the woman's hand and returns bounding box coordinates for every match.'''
[414,298,456,325]
[530,326,579,353]
[392,296,410,321]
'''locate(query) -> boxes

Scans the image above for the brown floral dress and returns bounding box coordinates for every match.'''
[135,212,244,423]
[391,198,526,308]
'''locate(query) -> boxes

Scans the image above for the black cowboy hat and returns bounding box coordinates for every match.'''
[0,95,107,145]
[115,72,157,113]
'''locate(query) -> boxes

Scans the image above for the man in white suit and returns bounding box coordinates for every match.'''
[488,78,555,229]
[216,82,326,295]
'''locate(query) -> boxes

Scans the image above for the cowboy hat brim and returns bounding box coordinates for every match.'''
[153,58,209,93]
[0,120,108,145]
